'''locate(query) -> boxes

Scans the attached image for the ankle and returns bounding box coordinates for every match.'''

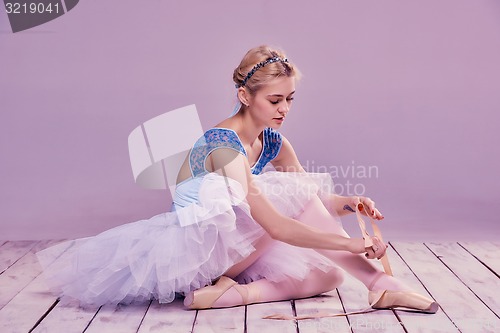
[368,273,410,292]
[235,284,260,305]
[211,283,261,307]
[210,287,238,307]
[367,271,385,291]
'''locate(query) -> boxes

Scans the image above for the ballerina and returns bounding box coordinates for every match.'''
[36,45,438,314]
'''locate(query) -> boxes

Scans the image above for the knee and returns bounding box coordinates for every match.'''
[324,267,344,290]
[299,267,345,297]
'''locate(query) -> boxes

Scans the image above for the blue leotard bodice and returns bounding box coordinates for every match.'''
[173,127,282,209]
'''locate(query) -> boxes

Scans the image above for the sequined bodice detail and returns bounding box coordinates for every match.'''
[189,127,282,177]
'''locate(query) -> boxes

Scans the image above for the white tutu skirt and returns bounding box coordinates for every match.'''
[36,172,340,306]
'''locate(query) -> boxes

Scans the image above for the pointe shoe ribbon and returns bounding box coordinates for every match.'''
[355,200,393,276]
[263,290,438,320]
[264,201,439,321]
[263,306,376,320]
[186,276,238,309]
[263,291,393,320]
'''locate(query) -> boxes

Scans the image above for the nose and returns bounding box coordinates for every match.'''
[278,101,289,115]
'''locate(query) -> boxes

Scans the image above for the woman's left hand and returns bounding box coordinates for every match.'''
[353,196,384,220]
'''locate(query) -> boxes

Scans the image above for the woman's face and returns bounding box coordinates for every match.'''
[247,76,296,129]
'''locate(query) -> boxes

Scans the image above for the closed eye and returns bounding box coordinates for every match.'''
[270,97,294,105]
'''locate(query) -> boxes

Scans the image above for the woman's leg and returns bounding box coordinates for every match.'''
[201,230,343,308]
[297,195,408,292]
[185,194,405,308]
[210,266,344,308]
[223,233,275,278]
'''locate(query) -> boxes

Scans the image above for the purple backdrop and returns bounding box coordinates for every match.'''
[1,0,499,241]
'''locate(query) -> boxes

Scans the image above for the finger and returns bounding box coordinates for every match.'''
[377,247,387,259]
[365,198,375,213]
[374,241,387,259]
[360,205,374,217]
[371,238,383,253]
[362,199,376,217]
[367,238,382,259]
[365,248,376,259]
[375,238,385,249]
[373,208,383,220]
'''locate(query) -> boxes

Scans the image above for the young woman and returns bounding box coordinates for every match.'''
[37,45,438,314]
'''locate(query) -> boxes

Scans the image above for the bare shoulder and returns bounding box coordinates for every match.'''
[207,147,247,172]
[214,118,236,130]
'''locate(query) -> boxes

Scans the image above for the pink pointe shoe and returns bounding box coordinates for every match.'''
[368,290,439,313]
[184,276,250,310]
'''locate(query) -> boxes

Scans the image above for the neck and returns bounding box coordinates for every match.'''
[232,111,265,146]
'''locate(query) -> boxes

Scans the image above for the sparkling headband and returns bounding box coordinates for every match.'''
[235,56,289,88]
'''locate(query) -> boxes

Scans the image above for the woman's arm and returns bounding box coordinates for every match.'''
[207,148,366,254]
[271,135,384,220]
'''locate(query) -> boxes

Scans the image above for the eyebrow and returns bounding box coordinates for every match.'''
[267,91,296,98]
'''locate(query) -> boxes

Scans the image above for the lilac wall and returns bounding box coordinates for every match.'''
[1,0,499,241]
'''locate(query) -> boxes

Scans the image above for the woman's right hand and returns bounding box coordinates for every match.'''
[349,237,387,259]
[364,236,387,259]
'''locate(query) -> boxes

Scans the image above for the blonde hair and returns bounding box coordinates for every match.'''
[233,45,301,95]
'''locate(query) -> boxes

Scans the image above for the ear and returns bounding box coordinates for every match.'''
[237,87,251,107]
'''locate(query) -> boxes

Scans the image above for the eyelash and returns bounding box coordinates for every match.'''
[270,98,294,105]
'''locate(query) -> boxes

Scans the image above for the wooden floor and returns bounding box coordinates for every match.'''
[0,240,498,333]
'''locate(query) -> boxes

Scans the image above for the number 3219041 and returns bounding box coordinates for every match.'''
[5,2,61,14]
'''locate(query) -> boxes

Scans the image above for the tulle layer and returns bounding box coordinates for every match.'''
[236,172,339,284]
[37,172,338,306]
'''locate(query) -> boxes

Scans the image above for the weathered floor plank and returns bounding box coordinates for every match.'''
[392,242,500,332]
[0,240,72,333]
[31,298,100,333]
[459,241,500,276]
[294,290,352,333]
[1,241,499,332]
[193,305,245,333]
[0,240,38,274]
[84,302,151,333]
[0,240,60,310]
[137,299,196,333]
[426,242,500,316]
[388,243,459,333]
[337,267,405,333]
[246,301,296,333]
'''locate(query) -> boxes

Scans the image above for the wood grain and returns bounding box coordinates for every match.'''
[0,241,498,332]
[392,242,499,332]
[389,242,459,333]
[295,290,352,333]
[193,305,245,333]
[84,302,151,333]
[0,240,37,274]
[459,241,500,277]
[247,301,297,333]
[337,266,405,333]
[426,242,500,316]
[138,299,196,333]
[0,240,71,332]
